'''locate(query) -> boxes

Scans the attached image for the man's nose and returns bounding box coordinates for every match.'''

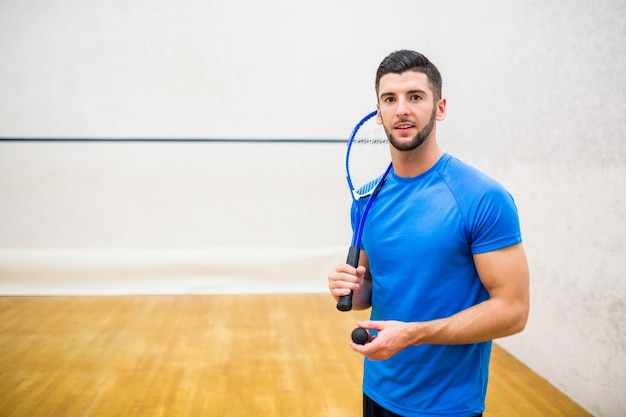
[396,97,410,116]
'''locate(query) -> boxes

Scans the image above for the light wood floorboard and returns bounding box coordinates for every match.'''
[0,295,592,416]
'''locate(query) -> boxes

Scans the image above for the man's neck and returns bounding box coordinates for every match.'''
[391,139,444,178]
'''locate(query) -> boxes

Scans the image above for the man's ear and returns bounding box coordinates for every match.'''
[436,98,447,121]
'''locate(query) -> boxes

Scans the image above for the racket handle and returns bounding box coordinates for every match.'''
[336,246,360,312]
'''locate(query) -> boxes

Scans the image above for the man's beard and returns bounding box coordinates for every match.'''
[385,107,437,152]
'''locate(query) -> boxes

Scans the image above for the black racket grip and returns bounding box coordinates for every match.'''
[336,245,360,312]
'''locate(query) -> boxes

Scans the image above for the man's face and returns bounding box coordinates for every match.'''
[376,71,445,152]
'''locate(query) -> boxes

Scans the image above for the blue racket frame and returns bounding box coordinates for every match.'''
[337,111,392,311]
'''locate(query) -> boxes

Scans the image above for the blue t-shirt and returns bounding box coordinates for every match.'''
[354,153,522,417]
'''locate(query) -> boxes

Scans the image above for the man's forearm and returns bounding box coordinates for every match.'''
[351,278,373,311]
[406,297,528,346]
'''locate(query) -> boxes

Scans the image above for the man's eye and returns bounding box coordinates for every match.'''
[411,95,423,101]
[384,97,395,103]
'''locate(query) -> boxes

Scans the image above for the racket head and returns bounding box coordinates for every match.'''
[337,111,391,312]
[346,111,390,200]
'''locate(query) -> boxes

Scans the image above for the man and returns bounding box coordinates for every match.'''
[328,50,529,417]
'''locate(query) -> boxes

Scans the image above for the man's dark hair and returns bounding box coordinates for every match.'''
[375,50,443,101]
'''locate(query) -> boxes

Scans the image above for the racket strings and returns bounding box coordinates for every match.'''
[347,118,390,198]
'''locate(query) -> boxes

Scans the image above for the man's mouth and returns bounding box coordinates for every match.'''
[394,120,416,131]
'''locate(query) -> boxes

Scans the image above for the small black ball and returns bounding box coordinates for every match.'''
[351,327,369,345]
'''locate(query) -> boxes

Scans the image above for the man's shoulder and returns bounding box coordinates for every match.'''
[438,154,507,192]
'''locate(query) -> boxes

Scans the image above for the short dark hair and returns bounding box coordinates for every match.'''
[375,50,443,101]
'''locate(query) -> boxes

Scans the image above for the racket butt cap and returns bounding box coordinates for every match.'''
[336,295,353,311]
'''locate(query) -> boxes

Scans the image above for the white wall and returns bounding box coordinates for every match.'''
[1,1,625,416]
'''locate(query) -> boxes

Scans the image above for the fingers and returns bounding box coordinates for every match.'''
[350,332,394,360]
[355,265,367,277]
[349,338,387,360]
[357,320,385,331]
[349,321,405,361]
[328,264,363,298]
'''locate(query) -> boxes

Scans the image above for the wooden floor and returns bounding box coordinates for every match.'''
[0,294,592,417]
